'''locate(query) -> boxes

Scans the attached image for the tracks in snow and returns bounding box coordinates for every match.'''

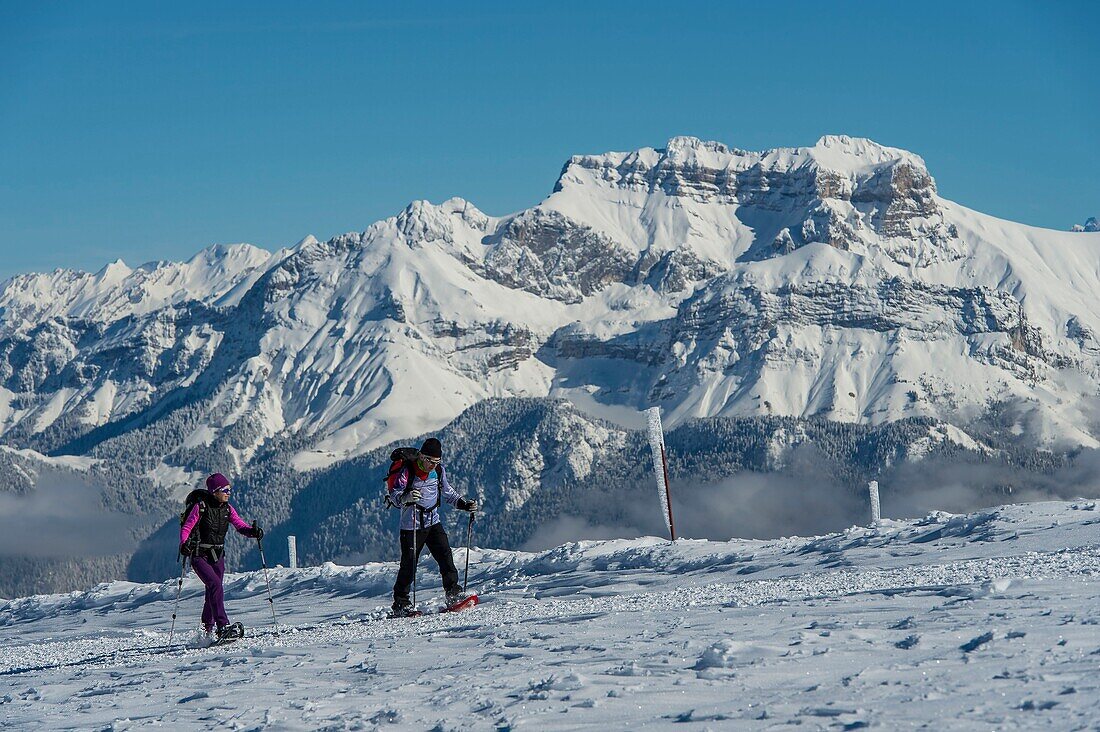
[3,545,1096,678]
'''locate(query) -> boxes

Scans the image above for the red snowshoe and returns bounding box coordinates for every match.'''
[441,593,479,614]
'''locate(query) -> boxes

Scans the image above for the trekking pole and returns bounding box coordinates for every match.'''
[168,553,190,646]
[411,511,418,608]
[463,511,475,592]
[254,522,279,630]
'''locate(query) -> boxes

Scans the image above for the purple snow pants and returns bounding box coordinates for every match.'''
[190,553,229,629]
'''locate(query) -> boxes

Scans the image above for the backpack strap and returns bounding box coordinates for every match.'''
[409,461,443,530]
[434,464,446,512]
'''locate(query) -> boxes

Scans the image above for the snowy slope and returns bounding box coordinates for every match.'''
[2,500,1099,730]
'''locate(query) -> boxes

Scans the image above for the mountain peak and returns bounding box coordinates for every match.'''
[394,197,491,244]
[290,235,321,255]
[188,242,272,268]
[95,259,133,281]
[662,136,734,157]
[811,135,927,172]
[815,133,893,154]
[398,197,484,218]
[548,135,950,265]
[555,135,931,199]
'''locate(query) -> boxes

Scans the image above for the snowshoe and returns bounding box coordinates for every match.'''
[441,593,479,614]
[214,622,244,644]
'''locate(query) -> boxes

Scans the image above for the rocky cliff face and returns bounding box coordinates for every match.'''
[478,209,636,304]
[544,274,1073,425]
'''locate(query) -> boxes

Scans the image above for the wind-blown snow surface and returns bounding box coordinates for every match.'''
[3,500,1099,730]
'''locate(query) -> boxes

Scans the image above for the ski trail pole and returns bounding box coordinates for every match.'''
[463,511,475,593]
[169,554,190,646]
[254,521,278,630]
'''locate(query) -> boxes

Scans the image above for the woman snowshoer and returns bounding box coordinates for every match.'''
[179,473,264,639]
[388,437,478,616]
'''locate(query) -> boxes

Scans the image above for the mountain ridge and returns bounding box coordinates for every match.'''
[2,136,1099,470]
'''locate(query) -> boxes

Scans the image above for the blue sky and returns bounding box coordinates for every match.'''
[1,1,1096,279]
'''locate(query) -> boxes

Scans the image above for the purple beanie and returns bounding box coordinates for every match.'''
[206,473,231,492]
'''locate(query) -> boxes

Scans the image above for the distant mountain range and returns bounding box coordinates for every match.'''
[2,135,1099,596]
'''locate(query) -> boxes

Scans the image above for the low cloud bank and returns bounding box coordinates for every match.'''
[0,473,139,558]
[522,516,642,551]
[553,447,1100,545]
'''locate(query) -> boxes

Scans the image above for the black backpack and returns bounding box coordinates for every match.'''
[180,488,209,525]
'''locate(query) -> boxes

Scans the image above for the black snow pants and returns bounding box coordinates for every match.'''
[393,523,461,604]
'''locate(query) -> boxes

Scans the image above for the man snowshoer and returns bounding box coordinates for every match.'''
[388,437,477,616]
[179,473,264,639]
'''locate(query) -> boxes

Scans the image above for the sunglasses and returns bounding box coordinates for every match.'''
[214,487,232,494]
[419,456,441,465]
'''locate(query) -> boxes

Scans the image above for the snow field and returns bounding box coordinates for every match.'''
[1,501,1099,730]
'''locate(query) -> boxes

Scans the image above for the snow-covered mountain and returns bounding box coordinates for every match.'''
[3,500,1099,729]
[0,243,273,333]
[4,135,1100,594]
[3,135,1100,480]
[1072,216,1100,232]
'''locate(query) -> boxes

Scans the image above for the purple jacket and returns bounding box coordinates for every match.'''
[389,464,461,530]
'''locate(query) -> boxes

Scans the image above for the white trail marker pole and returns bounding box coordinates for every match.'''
[868,481,881,527]
[645,407,677,541]
[288,536,298,569]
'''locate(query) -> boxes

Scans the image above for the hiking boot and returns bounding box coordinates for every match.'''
[391,600,415,617]
[445,591,469,607]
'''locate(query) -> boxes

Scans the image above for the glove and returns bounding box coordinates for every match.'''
[402,488,422,506]
[247,525,264,540]
[456,498,478,513]
[179,537,197,556]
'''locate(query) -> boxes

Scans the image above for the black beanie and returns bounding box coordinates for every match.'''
[420,438,442,459]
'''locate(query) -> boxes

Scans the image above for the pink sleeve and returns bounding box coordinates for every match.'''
[228,505,252,532]
[180,504,200,543]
